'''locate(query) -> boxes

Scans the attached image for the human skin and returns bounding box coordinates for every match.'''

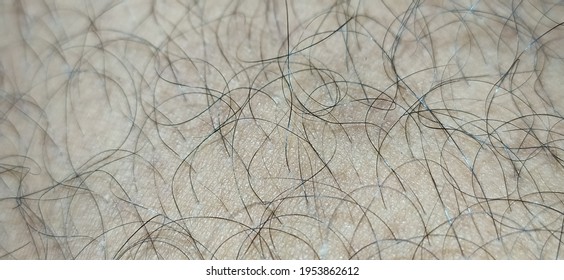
[1,0,563,259]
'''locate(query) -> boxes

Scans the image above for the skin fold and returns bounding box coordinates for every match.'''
[1,0,563,259]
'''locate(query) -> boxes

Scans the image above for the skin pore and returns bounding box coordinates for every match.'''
[1,0,563,259]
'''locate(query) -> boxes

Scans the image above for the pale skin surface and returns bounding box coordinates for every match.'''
[1,0,563,259]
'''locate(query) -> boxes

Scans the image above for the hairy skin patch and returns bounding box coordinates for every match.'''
[1,0,563,259]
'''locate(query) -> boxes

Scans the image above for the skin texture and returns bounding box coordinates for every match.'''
[1,0,563,259]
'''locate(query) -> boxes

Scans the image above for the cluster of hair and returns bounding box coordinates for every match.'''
[1,0,563,259]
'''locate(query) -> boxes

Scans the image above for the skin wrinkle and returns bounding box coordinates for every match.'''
[0,0,563,259]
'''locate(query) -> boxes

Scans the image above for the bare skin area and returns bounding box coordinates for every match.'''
[1,0,563,259]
